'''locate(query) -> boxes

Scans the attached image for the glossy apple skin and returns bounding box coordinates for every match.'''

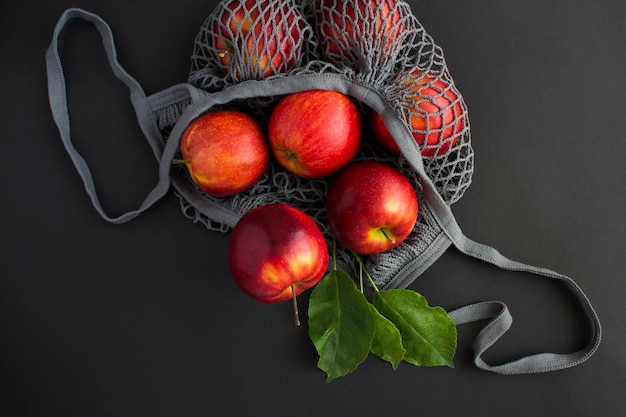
[179,110,269,197]
[326,161,418,255]
[212,0,306,79]
[228,203,329,304]
[316,0,405,60]
[268,90,361,178]
[371,71,466,157]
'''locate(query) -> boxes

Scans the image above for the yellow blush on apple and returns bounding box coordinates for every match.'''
[326,161,418,255]
[178,110,268,197]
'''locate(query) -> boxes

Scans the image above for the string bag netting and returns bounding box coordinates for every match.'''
[168,0,474,290]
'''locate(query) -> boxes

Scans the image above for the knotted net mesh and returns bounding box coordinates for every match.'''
[162,0,474,288]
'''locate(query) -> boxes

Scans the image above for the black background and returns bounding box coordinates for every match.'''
[2,0,625,416]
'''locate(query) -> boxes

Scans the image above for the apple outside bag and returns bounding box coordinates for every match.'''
[46,1,600,375]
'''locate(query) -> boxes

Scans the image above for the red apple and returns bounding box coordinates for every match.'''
[326,161,418,255]
[268,89,361,178]
[370,108,400,155]
[210,0,307,79]
[315,0,406,63]
[371,71,466,157]
[228,203,329,324]
[178,110,269,197]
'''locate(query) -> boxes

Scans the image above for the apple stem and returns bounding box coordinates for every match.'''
[217,45,234,59]
[171,159,190,165]
[380,228,396,244]
[291,284,300,327]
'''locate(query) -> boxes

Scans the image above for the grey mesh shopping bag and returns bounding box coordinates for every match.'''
[46,1,601,374]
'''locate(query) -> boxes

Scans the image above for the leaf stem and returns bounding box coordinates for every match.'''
[352,252,379,293]
[332,237,337,271]
[358,261,364,293]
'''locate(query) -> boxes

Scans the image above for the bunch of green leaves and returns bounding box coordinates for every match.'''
[308,248,457,382]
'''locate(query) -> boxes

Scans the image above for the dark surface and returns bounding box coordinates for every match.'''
[2,0,625,416]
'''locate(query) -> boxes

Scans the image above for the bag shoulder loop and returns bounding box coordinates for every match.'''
[425,157,601,374]
[379,108,602,374]
[45,8,171,224]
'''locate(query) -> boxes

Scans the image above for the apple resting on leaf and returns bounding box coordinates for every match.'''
[210,0,307,80]
[177,110,268,197]
[371,71,466,157]
[326,161,418,255]
[228,203,329,325]
[268,89,361,178]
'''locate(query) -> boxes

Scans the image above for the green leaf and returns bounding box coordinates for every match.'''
[368,304,406,370]
[308,270,375,382]
[373,289,457,368]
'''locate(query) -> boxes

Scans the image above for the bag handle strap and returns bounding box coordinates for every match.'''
[45,8,172,224]
[446,236,602,374]
[383,112,602,373]
[162,74,602,374]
